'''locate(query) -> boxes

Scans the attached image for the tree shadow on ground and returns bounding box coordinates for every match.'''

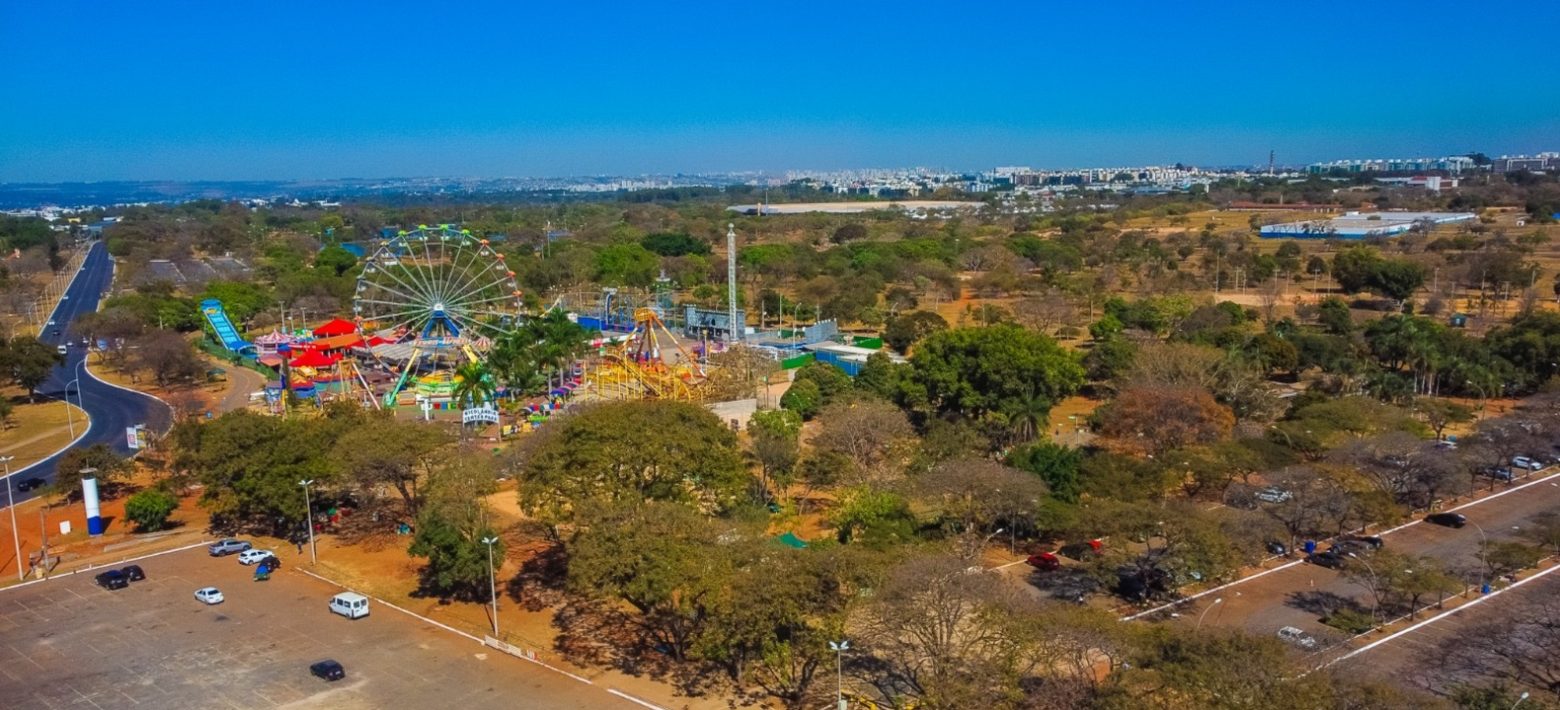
[1285,590,1366,620]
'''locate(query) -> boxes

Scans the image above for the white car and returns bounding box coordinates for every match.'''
[1277,625,1318,650]
[1255,487,1293,504]
[1512,456,1543,472]
[237,549,275,566]
[194,587,225,605]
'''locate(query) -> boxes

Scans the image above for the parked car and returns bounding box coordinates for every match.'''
[1026,552,1061,571]
[1265,540,1289,556]
[1484,467,1515,482]
[208,539,252,556]
[237,549,275,566]
[1426,512,1468,528]
[257,555,282,571]
[120,565,145,582]
[329,592,370,619]
[1340,535,1384,551]
[15,477,44,492]
[1277,626,1318,650]
[1255,487,1293,504]
[309,660,346,681]
[194,587,225,605]
[1512,456,1544,471]
[1306,551,1346,569]
[95,570,128,590]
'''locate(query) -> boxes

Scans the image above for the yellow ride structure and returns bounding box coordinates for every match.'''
[586,308,708,402]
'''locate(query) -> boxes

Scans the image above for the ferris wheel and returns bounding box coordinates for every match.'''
[353,225,523,344]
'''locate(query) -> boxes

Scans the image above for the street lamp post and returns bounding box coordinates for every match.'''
[299,479,317,564]
[1347,553,1381,622]
[1196,597,1224,629]
[1,455,19,581]
[1471,521,1490,592]
[482,536,500,636]
[828,639,850,710]
[1511,691,1530,709]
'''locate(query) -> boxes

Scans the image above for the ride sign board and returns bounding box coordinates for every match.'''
[462,406,500,425]
[126,426,141,450]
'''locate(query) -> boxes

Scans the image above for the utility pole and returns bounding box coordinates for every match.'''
[299,479,317,563]
[482,536,500,636]
[2,455,19,581]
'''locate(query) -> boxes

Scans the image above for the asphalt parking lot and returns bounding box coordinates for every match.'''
[0,546,631,709]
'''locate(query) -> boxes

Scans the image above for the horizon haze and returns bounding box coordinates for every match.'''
[3,1,1557,182]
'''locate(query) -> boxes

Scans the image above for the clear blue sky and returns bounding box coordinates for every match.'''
[2,1,1556,181]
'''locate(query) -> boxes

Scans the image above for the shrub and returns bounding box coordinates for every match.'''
[124,488,179,532]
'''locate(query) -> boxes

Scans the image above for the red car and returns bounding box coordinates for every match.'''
[1026,552,1061,571]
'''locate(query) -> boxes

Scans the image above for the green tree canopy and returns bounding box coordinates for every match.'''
[514,400,747,526]
[902,324,1084,425]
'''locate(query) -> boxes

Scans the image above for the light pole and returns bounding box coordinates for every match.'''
[1471,521,1490,591]
[1511,691,1529,709]
[482,535,500,636]
[2,455,19,581]
[1196,597,1224,629]
[64,359,86,438]
[299,479,317,564]
[1347,553,1381,622]
[828,639,850,710]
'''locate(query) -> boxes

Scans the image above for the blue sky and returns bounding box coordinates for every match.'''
[2,1,1556,181]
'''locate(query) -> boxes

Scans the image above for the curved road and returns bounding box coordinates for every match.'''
[2,241,171,506]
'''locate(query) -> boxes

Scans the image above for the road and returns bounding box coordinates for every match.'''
[1165,470,1560,642]
[2,241,171,504]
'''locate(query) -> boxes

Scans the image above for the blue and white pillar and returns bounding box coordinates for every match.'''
[82,477,104,535]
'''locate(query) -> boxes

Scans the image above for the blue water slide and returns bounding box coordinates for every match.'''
[200,298,257,356]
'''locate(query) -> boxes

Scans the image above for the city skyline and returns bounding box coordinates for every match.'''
[3,1,1557,182]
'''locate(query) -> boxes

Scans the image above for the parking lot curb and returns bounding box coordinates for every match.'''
[0,539,213,593]
[1120,467,1560,622]
[294,567,666,708]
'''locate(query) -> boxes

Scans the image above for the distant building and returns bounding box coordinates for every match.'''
[1258,211,1476,239]
[1308,156,1474,174]
[1492,153,1560,173]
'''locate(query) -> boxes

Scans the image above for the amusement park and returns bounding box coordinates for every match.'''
[201,223,890,435]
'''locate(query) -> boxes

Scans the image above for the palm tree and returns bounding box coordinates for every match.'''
[452,361,495,409]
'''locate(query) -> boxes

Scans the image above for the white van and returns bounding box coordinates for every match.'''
[329,592,370,619]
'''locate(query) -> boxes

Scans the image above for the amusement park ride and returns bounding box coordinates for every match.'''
[351,225,523,407]
[223,223,746,420]
[586,308,709,402]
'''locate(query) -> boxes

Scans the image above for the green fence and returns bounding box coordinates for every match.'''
[780,352,815,370]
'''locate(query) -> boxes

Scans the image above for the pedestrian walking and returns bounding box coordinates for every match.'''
[296,539,303,554]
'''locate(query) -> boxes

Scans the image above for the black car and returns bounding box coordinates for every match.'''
[1265,540,1289,556]
[258,555,282,571]
[1426,512,1468,528]
[15,477,44,492]
[120,565,145,582]
[1306,551,1346,569]
[1337,535,1385,552]
[310,660,346,682]
[94,570,128,590]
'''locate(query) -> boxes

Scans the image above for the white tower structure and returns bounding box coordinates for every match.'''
[727,223,740,343]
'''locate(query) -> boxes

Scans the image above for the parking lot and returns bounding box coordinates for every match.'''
[0,546,633,709]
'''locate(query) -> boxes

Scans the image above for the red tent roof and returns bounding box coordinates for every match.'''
[289,350,339,368]
[312,318,358,338]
